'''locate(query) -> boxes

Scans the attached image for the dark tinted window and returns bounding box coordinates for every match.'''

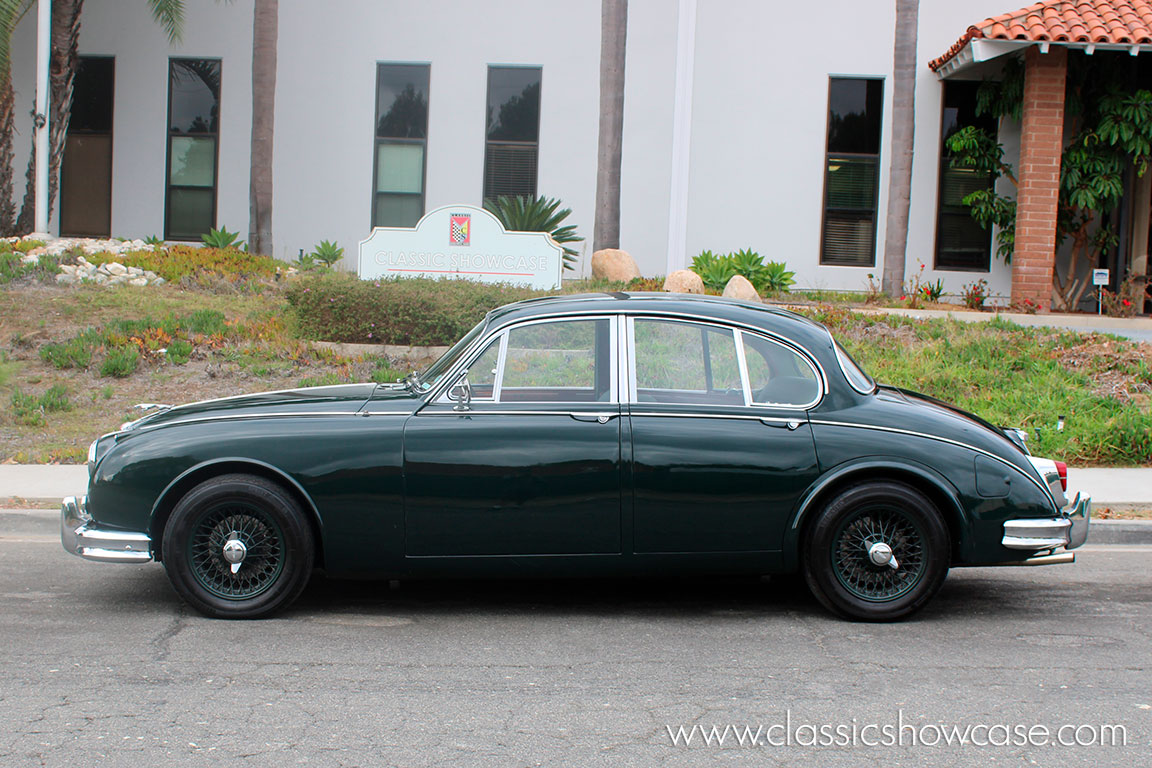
[69,57,114,132]
[376,64,429,139]
[486,67,541,142]
[827,78,883,154]
[821,77,884,266]
[169,59,220,134]
[936,81,996,271]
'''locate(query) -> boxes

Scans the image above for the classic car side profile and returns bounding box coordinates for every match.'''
[63,293,1090,621]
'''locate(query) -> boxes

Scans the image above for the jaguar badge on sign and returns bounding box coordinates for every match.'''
[358,205,563,289]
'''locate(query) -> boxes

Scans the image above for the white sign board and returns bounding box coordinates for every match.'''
[1092,268,1110,286]
[358,205,563,289]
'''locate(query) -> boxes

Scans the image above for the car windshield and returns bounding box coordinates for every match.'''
[834,340,875,394]
[415,319,488,392]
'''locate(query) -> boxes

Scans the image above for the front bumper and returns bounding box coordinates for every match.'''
[1001,492,1091,559]
[61,496,153,563]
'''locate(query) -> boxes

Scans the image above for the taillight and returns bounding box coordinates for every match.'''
[1054,461,1068,491]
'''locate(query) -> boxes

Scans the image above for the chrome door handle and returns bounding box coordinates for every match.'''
[760,418,802,430]
[571,413,616,423]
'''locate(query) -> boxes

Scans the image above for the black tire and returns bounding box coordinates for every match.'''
[802,481,949,622]
[161,473,314,619]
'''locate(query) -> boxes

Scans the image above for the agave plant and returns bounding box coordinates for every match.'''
[690,250,736,291]
[729,248,768,289]
[760,261,796,293]
[483,195,583,270]
[201,226,244,250]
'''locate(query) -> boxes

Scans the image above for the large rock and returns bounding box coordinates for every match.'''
[663,269,704,294]
[590,248,640,282]
[722,274,762,302]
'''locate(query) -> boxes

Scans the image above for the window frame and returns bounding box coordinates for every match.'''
[934,80,995,272]
[625,316,824,410]
[819,76,885,268]
[437,315,619,406]
[482,64,543,203]
[371,62,431,229]
[164,57,221,242]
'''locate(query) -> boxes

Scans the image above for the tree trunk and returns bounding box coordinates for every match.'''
[15,0,83,235]
[0,74,15,235]
[593,0,626,253]
[248,0,277,257]
[881,0,919,297]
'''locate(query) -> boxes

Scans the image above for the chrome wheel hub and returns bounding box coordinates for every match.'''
[222,535,247,574]
[867,540,899,570]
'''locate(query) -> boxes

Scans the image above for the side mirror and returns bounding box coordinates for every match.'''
[448,371,472,411]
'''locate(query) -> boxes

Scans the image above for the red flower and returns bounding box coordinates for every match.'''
[1122,299,1131,306]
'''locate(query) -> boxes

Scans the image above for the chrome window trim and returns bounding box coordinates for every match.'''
[830,328,876,395]
[809,419,1055,502]
[630,411,804,424]
[418,408,617,418]
[733,330,753,407]
[426,314,619,408]
[626,315,824,411]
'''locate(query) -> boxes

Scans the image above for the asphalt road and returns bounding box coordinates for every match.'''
[1,509,1149,767]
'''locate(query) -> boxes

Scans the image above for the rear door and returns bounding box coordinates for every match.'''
[626,317,822,553]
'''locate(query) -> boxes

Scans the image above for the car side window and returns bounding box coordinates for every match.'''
[496,318,610,403]
[466,337,501,400]
[742,333,820,407]
[633,319,743,405]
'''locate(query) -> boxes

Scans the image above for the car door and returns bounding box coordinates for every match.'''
[626,316,822,554]
[403,316,623,556]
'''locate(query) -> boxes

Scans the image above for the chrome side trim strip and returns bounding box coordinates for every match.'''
[629,411,803,424]
[809,419,1052,499]
[418,409,619,418]
[995,552,1076,566]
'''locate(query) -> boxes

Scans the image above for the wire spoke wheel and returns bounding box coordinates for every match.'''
[831,505,926,602]
[187,502,285,600]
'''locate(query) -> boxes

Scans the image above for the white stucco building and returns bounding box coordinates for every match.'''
[13,0,1129,302]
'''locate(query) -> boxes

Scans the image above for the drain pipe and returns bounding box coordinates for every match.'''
[33,0,51,236]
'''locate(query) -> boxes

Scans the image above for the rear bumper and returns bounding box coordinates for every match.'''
[1001,492,1091,558]
[61,496,153,563]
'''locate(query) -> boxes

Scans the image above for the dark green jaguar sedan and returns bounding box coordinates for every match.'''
[63,293,1089,621]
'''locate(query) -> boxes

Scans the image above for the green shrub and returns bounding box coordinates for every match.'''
[167,339,194,365]
[184,308,229,336]
[11,384,71,427]
[286,273,543,346]
[370,360,404,384]
[100,347,139,378]
[40,332,99,369]
[760,261,796,293]
[86,245,279,284]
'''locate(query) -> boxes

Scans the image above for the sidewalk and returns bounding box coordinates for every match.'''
[849,305,1152,343]
[0,463,1147,506]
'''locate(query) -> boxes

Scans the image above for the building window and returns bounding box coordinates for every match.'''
[936,81,996,271]
[483,66,541,203]
[165,59,220,241]
[821,78,884,266]
[373,63,429,228]
[60,56,114,237]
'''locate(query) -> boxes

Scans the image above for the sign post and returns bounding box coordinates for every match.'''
[358,205,564,290]
[1092,268,1110,315]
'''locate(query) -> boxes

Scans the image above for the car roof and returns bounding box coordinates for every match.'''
[486,292,833,349]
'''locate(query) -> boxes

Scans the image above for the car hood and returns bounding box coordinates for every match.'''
[122,383,419,431]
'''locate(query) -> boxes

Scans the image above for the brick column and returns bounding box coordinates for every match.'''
[1012,45,1067,311]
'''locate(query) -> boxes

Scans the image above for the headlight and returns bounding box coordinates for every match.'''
[87,438,100,466]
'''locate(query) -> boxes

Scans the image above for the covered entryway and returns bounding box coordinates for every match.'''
[931,0,1152,313]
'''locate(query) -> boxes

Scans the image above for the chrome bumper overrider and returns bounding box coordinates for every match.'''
[61,496,152,563]
[1000,492,1091,561]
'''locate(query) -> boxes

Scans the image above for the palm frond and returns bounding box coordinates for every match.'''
[147,0,186,44]
[483,195,584,269]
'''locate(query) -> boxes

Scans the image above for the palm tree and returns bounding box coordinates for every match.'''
[248,0,276,256]
[0,0,33,235]
[593,0,627,253]
[881,0,919,297]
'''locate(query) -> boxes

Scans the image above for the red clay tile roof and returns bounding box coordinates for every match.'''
[929,0,1152,71]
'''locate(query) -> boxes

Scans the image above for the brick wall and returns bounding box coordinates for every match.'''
[1012,45,1067,311]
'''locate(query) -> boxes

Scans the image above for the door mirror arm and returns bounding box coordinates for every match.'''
[449,371,472,411]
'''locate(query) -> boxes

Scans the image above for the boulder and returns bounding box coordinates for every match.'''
[55,273,77,285]
[128,277,149,287]
[722,274,762,302]
[590,249,640,282]
[105,262,128,276]
[662,269,704,294]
